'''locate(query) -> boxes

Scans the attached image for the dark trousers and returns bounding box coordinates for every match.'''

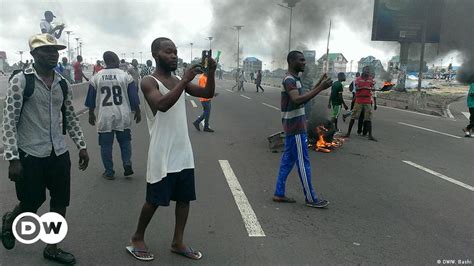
[256,82,264,92]
[196,101,211,128]
[467,108,474,130]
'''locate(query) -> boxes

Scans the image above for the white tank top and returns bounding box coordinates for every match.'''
[144,75,194,184]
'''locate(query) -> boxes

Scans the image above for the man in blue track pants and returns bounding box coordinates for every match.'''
[272,50,332,208]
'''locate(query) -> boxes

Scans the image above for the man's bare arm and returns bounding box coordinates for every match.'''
[185,58,217,98]
[140,77,186,114]
[288,77,333,105]
[186,71,216,98]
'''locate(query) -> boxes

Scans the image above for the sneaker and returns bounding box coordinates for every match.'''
[203,127,215,132]
[192,121,201,131]
[463,128,471,137]
[43,247,76,265]
[305,199,329,208]
[102,172,115,180]
[124,166,134,177]
[1,212,15,250]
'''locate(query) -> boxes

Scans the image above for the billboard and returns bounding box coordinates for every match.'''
[371,0,444,43]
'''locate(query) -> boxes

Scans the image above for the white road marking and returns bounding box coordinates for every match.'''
[218,160,266,237]
[446,104,455,119]
[76,108,89,117]
[462,112,470,120]
[403,161,474,192]
[378,105,441,118]
[225,89,234,93]
[262,103,280,111]
[240,94,251,100]
[398,122,462,139]
[190,99,197,108]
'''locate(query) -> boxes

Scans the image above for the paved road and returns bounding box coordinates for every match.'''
[0,79,473,265]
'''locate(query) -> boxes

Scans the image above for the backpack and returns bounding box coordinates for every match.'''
[9,70,69,135]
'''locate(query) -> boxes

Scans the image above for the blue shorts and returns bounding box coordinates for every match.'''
[146,169,196,206]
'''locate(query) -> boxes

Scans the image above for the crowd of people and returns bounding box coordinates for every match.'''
[1,8,473,265]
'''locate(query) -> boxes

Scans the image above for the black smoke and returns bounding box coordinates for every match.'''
[208,0,396,69]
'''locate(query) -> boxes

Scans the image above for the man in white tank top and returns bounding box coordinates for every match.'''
[126,37,216,261]
[85,51,141,179]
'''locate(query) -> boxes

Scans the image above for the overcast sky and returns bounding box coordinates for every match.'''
[0,0,463,70]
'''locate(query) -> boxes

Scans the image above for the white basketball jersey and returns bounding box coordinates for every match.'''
[90,68,134,132]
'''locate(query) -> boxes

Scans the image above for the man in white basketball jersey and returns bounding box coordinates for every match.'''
[126,38,216,261]
[85,51,141,179]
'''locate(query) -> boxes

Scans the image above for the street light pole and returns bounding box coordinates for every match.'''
[207,37,213,50]
[278,0,300,53]
[139,51,143,64]
[233,26,244,70]
[75,38,80,58]
[289,7,292,53]
[65,30,72,62]
[189,42,193,63]
[18,51,24,63]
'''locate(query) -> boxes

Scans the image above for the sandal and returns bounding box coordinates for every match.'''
[126,246,154,261]
[272,196,296,203]
[171,247,203,260]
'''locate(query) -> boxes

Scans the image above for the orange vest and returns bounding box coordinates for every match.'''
[198,74,210,102]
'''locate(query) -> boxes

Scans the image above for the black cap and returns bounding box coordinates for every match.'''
[44,11,56,18]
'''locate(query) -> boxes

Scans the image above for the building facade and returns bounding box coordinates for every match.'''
[243,57,262,74]
[358,56,385,75]
[317,53,348,76]
[303,50,316,65]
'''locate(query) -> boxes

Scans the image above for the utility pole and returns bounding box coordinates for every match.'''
[79,42,83,56]
[65,30,73,62]
[233,25,244,71]
[278,0,300,53]
[189,42,193,63]
[139,51,143,64]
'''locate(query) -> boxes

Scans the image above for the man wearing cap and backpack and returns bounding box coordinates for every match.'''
[40,11,65,39]
[1,33,89,264]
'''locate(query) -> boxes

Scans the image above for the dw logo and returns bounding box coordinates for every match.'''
[12,212,68,244]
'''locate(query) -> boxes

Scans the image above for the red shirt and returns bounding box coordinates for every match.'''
[73,62,83,81]
[354,76,375,104]
[93,64,103,74]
